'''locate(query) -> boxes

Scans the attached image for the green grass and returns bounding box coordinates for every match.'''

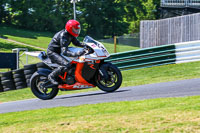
[1,60,200,103]
[122,61,200,86]
[0,26,139,53]
[0,96,199,132]
[103,42,138,53]
[0,38,39,52]
[0,26,53,49]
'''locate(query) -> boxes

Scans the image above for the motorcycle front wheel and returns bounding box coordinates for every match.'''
[95,63,122,92]
[30,72,59,100]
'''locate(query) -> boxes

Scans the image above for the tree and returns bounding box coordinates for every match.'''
[125,0,159,33]
[78,0,104,38]
[0,0,5,24]
[0,0,161,38]
[0,0,12,24]
[102,0,128,37]
[78,0,129,39]
[0,0,72,31]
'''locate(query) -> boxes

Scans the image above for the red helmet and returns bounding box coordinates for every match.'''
[65,20,81,37]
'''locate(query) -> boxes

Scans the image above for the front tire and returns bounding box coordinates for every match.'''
[30,72,59,100]
[96,63,122,92]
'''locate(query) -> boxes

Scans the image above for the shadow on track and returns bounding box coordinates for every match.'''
[55,89,130,100]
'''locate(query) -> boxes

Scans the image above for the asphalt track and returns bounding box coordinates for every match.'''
[0,78,200,114]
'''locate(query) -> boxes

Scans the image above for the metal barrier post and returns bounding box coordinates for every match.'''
[12,48,28,69]
[26,49,28,65]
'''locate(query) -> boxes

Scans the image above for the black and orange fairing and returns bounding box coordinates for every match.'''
[81,61,100,83]
[58,60,100,90]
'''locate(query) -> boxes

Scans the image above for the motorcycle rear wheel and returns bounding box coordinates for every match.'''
[30,72,59,100]
[96,63,122,92]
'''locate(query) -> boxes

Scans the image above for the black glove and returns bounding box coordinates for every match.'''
[62,47,86,57]
[84,45,94,55]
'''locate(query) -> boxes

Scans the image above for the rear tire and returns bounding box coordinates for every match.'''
[95,63,122,92]
[30,72,59,100]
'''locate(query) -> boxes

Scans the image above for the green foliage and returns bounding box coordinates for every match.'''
[77,0,129,38]
[0,0,160,38]
[5,0,72,31]
[126,0,159,33]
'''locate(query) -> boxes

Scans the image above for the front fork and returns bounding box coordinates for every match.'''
[98,64,110,82]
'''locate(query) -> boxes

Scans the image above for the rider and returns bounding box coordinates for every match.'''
[47,20,86,85]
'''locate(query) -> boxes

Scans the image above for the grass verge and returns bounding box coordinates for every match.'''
[0,96,199,132]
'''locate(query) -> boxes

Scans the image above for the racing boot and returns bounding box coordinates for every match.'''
[62,64,72,74]
[48,64,72,85]
[48,67,62,85]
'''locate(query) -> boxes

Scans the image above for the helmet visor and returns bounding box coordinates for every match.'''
[72,27,81,35]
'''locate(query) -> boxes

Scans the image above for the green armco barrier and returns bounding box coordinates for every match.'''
[106,44,176,70]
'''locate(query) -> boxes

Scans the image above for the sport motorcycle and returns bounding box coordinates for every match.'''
[30,36,122,100]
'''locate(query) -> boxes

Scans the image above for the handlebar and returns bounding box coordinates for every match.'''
[84,45,94,55]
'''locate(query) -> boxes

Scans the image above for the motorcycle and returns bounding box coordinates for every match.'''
[30,36,122,100]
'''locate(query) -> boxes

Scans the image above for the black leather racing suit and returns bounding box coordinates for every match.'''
[47,29,85,84]
[47,29,84,65]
